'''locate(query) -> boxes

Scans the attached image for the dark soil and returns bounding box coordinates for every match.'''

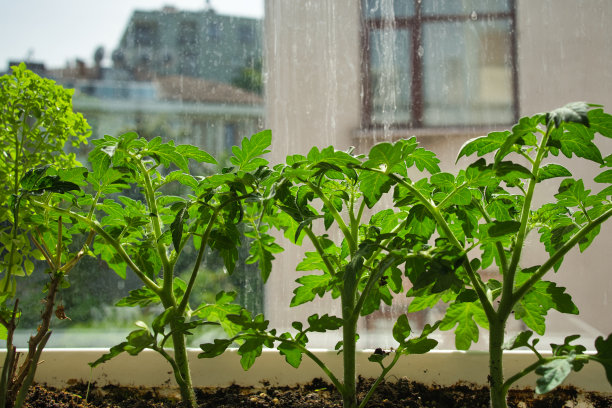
[24,377,612,408]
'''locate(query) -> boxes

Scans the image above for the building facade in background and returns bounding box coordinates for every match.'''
[112,6,262,85]
[7,6,264,160]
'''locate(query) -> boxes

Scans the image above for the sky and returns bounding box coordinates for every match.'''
[0,0,264,70]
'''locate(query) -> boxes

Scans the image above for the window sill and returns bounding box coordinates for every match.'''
[14,348,610,391]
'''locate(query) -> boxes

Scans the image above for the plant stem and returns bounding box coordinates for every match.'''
[341,300,358,408]
[488,319,508,408]
[498,126,552,320]
[169,325,197,408]
[359,351,402,408]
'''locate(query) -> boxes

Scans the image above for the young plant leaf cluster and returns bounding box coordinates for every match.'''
[201,141,444,408]
[201,103,612,408]
[34,130,277,408]
[388,102,612,408]
[9,76,612,408]
[0,64,91,408]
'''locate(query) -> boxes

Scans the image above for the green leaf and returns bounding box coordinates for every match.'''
[594,169,612,183]
[406,205,436,238]
[170,203,188,250]
[456,131,509,162]
[278,340,303,368]
[487,220,520,237]
[588,108,612,138]
[230,130,271,171]
[503,330,534,350]
[594,334,612,385]
[145,137,189,171]
[409,148,440,174]
[554,179,589,208]
[440,299,487,350]
[551,123,603,164]
[176,144,217,165]
[515,279,578,335]
[199,339,233,359]
[536,359,573,394]
[360,169,394,208]
[238,337,265,370]
[116,285,160,307]
[290,274,331,307]
[392,314,411,343]
[197,291,243,337]
[537,164,572,182]
[89,342,130,367]
[402,337,438,355]
[363,142,404,172]
[306,314,343,333]
[164,171,199,189]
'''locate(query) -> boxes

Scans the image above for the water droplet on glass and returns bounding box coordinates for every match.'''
[417,46,424,58]
[470,11,478,20]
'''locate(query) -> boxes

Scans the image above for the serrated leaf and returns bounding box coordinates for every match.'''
[392,314,411,343]
[306,314,343,332]
[360,169,394,208]
[363,142,404,172]
[290,274,331,307]
[231,130,271,171]
[456,131,509,162]
[588,108,612,138]
[410,148,440,174]
[552,123,603,164]
[402,337,438,355]
[89,342,130,367]
[440,301,487,350]
[116,285,161,307]
[238,337,265,370]
[515,280,578,335]
[278,341,303,368]
[199,339,233,359]
[594,334,612,385]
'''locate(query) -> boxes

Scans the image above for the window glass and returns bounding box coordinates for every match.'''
[422,0,511,15]
[368,28,412,125]
[422,19,514,126]
[362,0,516,128]
[362,0,415,19]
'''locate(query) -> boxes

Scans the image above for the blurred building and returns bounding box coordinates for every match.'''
[112,6,262,85]
[14,6,265,160]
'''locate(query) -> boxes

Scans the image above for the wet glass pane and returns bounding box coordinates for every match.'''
[421,19,514,126]
[369,28,412,125]
[362,0,415,19]
[422,0,511,15]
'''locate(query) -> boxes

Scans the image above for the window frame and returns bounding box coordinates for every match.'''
[360,0,519,130]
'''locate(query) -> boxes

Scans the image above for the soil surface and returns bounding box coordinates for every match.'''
[23,378,612,408]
